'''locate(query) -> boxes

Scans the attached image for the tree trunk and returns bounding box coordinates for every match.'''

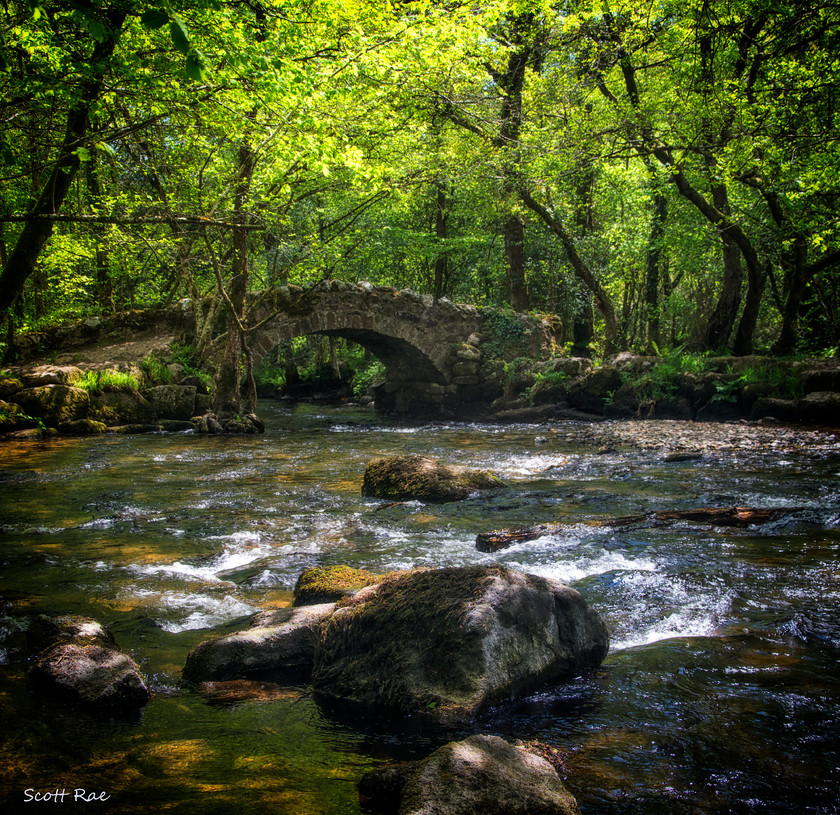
[704,231,743,350]
[519,187,622,355]
[503,214,529,311]
[645,192,667,350]
[772,236,809,354]
[433,179,449,300]
[214,138,255,420]
[0,6,127,318]
[733,256,767,356]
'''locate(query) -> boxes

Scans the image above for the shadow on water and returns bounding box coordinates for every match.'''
[1,402,839,813]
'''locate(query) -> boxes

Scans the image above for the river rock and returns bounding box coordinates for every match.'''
[13,384,90,426]
[142,384,196,420]
[361,454,504,503]
[567,366,622,414]
[181,602,336,683]
[58,418,108,436]
[358,734,580,815]
[798,391,840,424]
[293,565,383,607]
[21,365,84,387]
[0,399,28,430]
[27,615,150,711]
[312,565,609,723]
[90,390,156,425]
[0,376,23,399]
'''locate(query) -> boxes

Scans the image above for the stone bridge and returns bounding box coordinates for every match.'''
[245,280,560,415]
[7,281,562,418]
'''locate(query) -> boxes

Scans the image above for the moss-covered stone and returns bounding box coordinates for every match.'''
[13,384,90,426]
[362,455,504,503]
[0,377,23,400]
[312,565,609,723]
[293,565,383,607]
[58,418,108,436]
[0,399,28,430]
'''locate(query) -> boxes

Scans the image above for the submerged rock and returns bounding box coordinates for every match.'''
[362,454,504,503]
[312,565,609,723]
[181,602,336,683]
[293,565,383,607]
[358,734,580,815]
[27,615,150,711]
[197,679,302,705]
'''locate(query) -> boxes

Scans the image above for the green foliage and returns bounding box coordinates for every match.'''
[3,0,839,360]
[629,351,711,403]
[77,369,141,394]
[167,342,214,391]
[352,359,386,399]
[140,355,172,385]
[482,310,530,360]
[738,365,803,400]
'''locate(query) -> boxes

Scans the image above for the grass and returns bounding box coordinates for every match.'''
[140,355,173,384]
[77,369,141,394]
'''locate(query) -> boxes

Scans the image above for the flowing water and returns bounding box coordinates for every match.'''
[1,402,839,813]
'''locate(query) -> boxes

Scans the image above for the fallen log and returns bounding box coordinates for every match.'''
[476,507,805,553]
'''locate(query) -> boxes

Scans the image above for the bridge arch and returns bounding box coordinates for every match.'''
[243,281,557,415]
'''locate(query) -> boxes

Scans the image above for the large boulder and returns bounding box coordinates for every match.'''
[358,734,580,815]
[312,565,609,723]
[89,390,156,425]
[142,384,196,420]
[13,384,90,426]
[567,366,623,414]
[0,399,30,430]
[181,603,336,683]
[0,376,23,399]
[27,615,150,711]
[20,365,84,387]
[362,455,504,503]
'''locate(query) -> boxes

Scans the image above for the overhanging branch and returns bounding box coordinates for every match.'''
[0,213,264,230]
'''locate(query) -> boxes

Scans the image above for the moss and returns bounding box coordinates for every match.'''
[293,565,383,607]
[314,565,511,714]
[362,455,503,503]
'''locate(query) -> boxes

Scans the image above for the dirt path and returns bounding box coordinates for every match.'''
[32,332,175,370]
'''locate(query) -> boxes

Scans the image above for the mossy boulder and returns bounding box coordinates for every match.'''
[359,734,580,815]
[293,565,383,607]
[362,455,504,503]
[312,565,609,723]
[27,615,150,711]
[0,399,30,430]
[181,602,336,683]
[142,384,196,420]
[0,376,23,400]
[567,366,623,414]
[21,365,84,387]
[89,390,156,425]
[13,384,90,426]
[58,418,108,436]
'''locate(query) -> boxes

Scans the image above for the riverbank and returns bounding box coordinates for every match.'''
[3,314,840,438]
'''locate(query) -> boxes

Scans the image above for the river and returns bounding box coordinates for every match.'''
[1,402,838,813]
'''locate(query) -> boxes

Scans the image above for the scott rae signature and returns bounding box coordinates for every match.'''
[24,789,110,803]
